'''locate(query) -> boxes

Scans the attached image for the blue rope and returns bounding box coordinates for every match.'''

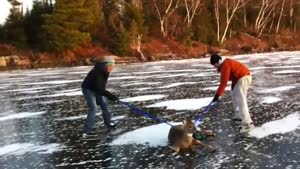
[194,101,218,126]
[119,101,173,126]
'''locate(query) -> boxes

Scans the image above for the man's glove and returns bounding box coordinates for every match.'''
[212,94,219,103]
[107,94,119,102]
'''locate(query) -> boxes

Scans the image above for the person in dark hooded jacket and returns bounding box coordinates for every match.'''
[81,56,118,138]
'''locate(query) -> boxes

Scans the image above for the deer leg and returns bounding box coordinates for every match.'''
[192,139,216,152]
[169,145,180,154]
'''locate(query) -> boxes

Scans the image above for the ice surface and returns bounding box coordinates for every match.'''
[0,51,300,168]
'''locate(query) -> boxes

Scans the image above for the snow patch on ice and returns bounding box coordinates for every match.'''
[110,122,181,147]
[261,96,282,104]
[19,90,44,94]
[273,70,300,74]
[122,82,146,87]
[55,115,126,121]
[190,72,216,77]
[66,71,89,75]
[3,86,64,93]
[130,87,152,91]
[0,111,46,121]
[146,97,212,110]
[250,65,300,70]
[155,73,189,78]
[44,90,82,97]
[256,86,296,93]
[40,100,66,104]
[202,86,230,91]
[55,114,87,121]
[0,143,65,156]
[19,89,82,99]
[120,95,166,102]
[132,69,198,75]
[24,72,61,76]
[249,113,300,139]
[123,81,163,87]
[20,80,82,85]
[109,76,137,80]
[56,160,104,167]
[158,82,197,88]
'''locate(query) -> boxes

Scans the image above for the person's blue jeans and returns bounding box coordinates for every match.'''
[82,88,112,134]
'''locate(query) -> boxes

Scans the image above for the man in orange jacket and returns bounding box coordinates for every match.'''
[210,54,254,133]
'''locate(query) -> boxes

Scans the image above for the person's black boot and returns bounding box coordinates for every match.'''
[106,122,116,128]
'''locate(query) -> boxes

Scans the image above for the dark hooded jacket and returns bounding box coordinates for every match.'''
[81,62,116,99]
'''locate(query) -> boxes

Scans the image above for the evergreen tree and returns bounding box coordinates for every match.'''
[142,0,160,37]
[192,3,218,45]
[43,0,94,51]
[103,0,131,55]
[24,0,53,50]
[83,0,104,38]
[294,2,300,33]
[0,25,4,43]
[2,0,27,48]
[123,1,146,45]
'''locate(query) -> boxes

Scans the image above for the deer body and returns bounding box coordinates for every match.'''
[168,125,194,150]
[168,120,215,153]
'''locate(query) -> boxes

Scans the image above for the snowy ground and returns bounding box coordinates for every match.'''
[0,51,300,168]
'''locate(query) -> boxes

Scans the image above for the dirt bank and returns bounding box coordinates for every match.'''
[0,33,299,71]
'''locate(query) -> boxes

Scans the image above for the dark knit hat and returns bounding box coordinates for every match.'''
[210,54,222,65]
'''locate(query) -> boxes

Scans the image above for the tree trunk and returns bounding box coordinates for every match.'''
[220,0,246,43]
[214,0,220,42]
[153,0,180,39]
[130,34,145,60]
[255,0,278,37]
[243,5,247,28]
[184,0,201,28]
[276,0,286,33]
[289,0,294,31]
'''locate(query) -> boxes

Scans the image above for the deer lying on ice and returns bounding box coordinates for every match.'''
[168,119,216,153]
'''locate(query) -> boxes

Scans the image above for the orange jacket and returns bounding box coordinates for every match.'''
[216,58,250,96]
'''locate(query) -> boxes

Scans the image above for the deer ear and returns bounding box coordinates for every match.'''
[182,120,186,125]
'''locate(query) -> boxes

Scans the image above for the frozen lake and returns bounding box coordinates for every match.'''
[0,51,300,168]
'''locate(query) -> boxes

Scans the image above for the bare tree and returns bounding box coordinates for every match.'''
[268,9,276,33]
[130,34,145,60]
[220,0,247,43]
[243,3,247,28]
[153,0,180,38]
[255,0,279,37]
[184,0,201,28]
[214,0,220,42]
[276,0,286,33]
[288,0,295,32]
